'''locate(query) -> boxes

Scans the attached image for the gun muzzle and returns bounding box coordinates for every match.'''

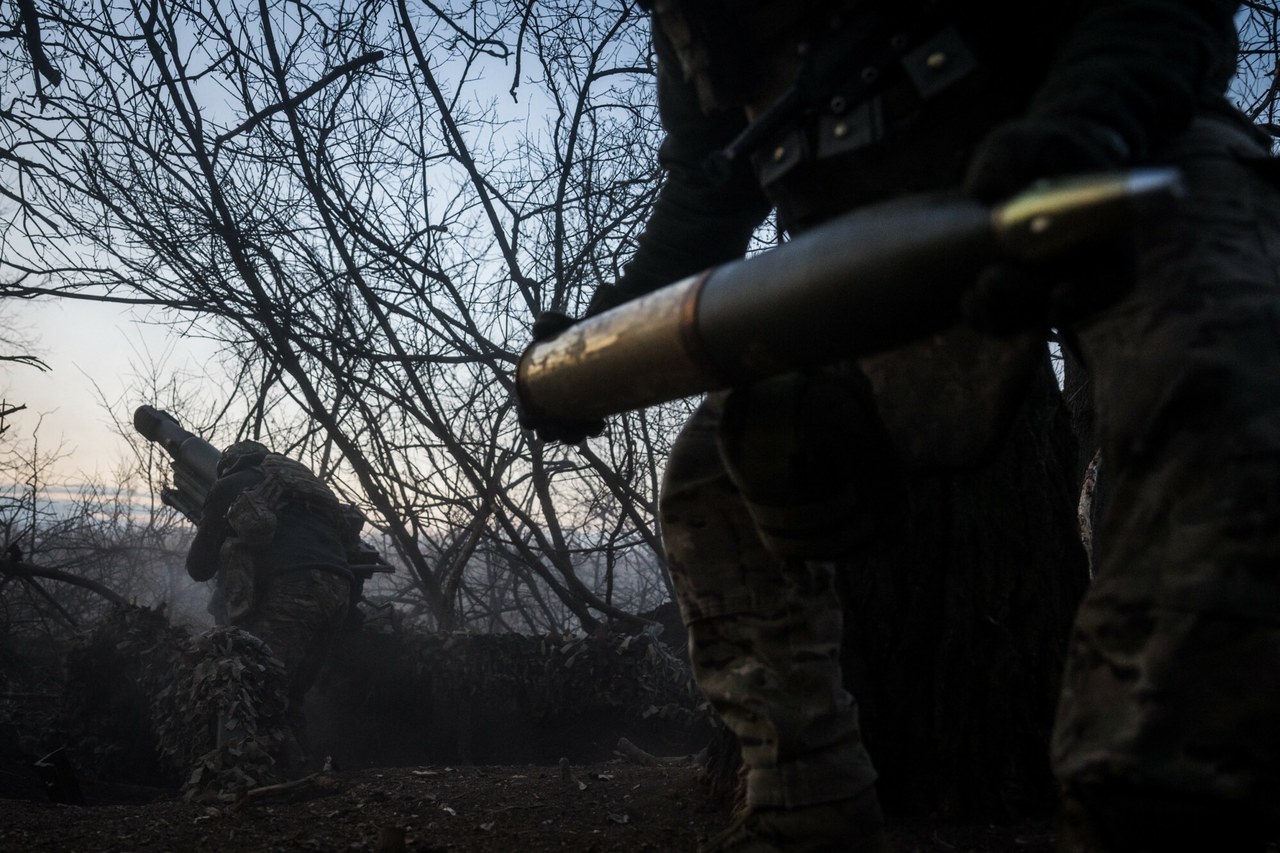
[134,404,187,447]
[133,405,222,493]
[516,168,1182,424]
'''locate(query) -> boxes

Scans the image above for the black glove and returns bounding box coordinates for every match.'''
[962,117,1135,333]
[964,116,1130,204]
[961,232,1136,336]
[530,309,576,341]
[516,310,606,445]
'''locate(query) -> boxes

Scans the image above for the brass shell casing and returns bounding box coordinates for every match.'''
[517,272,717,423]
[516,169,1183,424]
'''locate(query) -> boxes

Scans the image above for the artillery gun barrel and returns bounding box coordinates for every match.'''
[516,168,1182,424]
[133,404,395,578]
[133,404,221,496]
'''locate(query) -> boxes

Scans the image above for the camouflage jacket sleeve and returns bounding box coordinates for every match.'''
[589,17,772,315]
[1027,0,1242,161]
[185,469,261,582]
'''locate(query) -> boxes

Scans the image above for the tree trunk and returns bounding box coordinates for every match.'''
[839,350,1090,821]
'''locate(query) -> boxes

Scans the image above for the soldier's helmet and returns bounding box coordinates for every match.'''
[217,439,271,476]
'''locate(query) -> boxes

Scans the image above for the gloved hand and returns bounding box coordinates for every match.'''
[530,309,576,341]
[962,116,1135,333]
[516,309,606,445]
[964,116,1130,203]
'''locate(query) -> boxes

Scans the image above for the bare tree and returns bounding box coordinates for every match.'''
[1236,1,1280,144]
[2,0,1277,821]
[0,0,674,633]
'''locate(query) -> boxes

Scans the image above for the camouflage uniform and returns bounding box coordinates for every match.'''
[1050,113,1280,849]
[567,1,1280,849]
[188,441,353,765]
[662,392,878,811]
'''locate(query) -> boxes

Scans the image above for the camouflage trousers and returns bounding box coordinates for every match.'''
[1051,114,1280,846]
[661,393,877,809]
[235,568,350,749]
[660,114,1280,837]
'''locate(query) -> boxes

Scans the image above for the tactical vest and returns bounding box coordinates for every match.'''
[649,0,866,113]
[649,0,968,107]
[648,0,1016,197]
[649,0,1053,500]
[225,454,352,551]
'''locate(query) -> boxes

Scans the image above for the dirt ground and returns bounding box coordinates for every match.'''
[0,759,1059,853]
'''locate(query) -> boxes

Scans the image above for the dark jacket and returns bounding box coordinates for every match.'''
[186,465,351,585]
[596,0,1244,311]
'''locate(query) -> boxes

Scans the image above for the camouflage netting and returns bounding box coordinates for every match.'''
[417,629,704,725]
[177,627,291,801]
[0,632,67,800]
[41,604,712,795]
[310,618,713,767]
[59,605,291,801]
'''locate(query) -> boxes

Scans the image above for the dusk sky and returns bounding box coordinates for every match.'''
[1,296,216,484]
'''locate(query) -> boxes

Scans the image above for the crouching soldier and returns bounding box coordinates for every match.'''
[186,440,354,769]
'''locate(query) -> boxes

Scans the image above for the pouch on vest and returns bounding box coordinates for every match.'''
[256,454,350,542]
[225,488,278,550]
